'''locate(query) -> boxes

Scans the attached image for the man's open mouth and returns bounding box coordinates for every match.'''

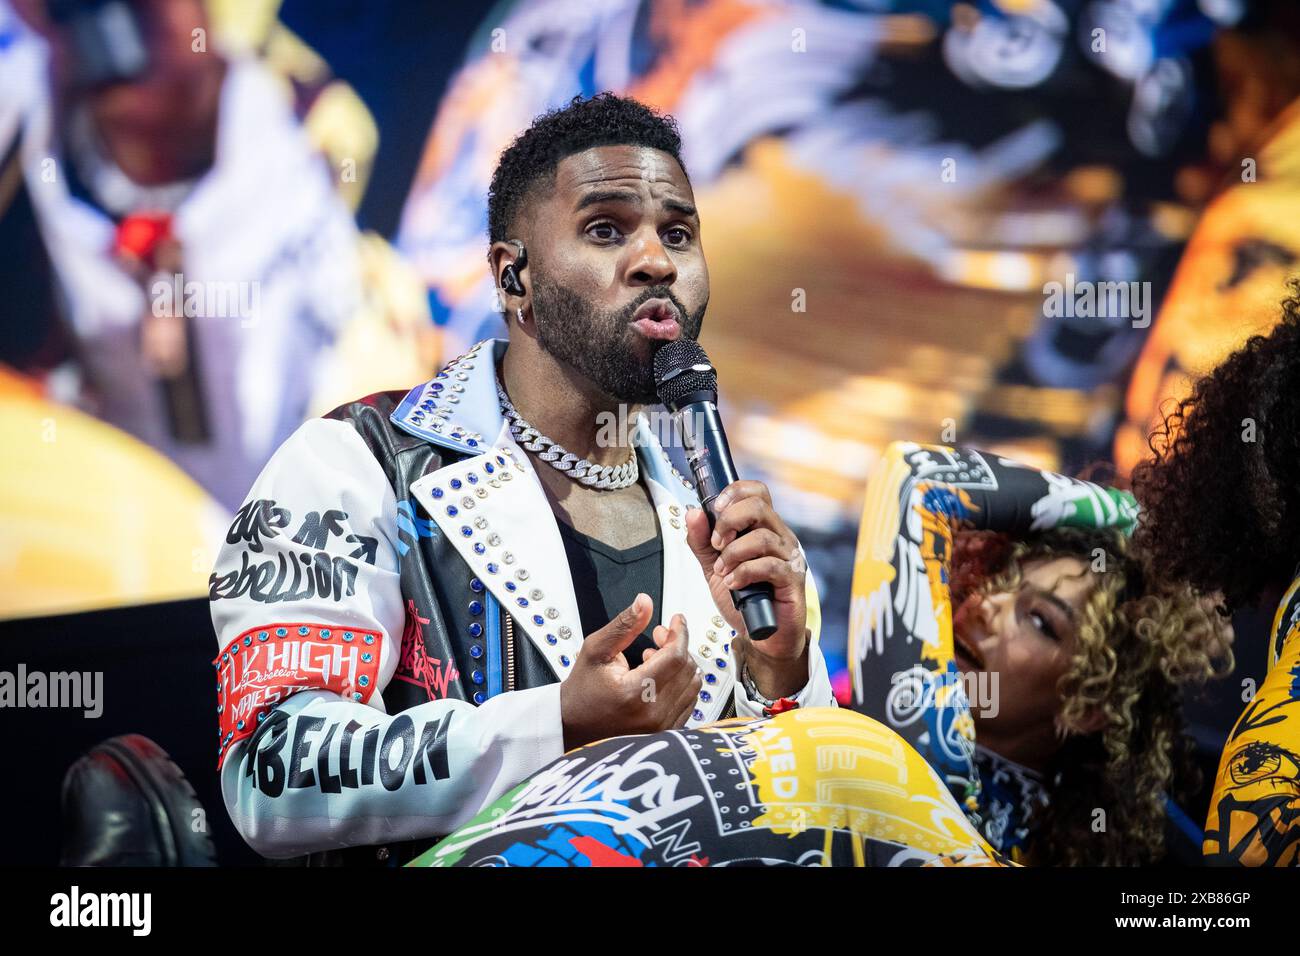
[630,299,682,341]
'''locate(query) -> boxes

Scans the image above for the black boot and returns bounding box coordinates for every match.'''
[60,734,218,867]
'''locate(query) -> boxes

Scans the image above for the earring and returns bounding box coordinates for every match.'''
[516,306,525,326]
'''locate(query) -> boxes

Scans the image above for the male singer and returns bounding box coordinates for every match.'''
[209,93,834,863]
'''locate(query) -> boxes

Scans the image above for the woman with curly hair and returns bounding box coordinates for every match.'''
[944,528,1230,864]
[1132,283,1300,866]
[845,442,1231,865]
[408,443,1230,867]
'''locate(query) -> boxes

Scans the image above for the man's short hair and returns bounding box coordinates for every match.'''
[487,92,686,244]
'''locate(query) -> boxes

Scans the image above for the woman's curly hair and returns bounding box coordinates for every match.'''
[1131,282,1300,612]
[953,527,1234,866]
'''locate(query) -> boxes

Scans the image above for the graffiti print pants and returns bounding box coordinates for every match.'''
[411,707,1008,867]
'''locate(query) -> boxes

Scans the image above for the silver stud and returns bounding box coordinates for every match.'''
[546,607,559,620]
[474,517,488,530]
[516,569,529,581]
[707,630,719,642]
[501,472,513,482]
[712,615,725,628]
[489,479,501,489]
[487,533,502,547]
[461,497,475,510]
[670,519,681,530]
[503,551,515,564]
[476,487,488,498]
[669,505,681,516]
[699,644,713,658]
[559,626,573,639]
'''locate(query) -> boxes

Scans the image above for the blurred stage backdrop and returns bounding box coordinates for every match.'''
[4,0,1300,699]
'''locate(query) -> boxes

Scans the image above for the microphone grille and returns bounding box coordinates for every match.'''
[654,339,718,409]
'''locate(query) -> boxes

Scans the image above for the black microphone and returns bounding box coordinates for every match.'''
[654,339,778,640]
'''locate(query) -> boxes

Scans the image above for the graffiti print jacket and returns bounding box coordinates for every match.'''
[209,339,834,860]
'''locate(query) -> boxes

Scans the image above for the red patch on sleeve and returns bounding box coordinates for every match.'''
[215,623,383,767]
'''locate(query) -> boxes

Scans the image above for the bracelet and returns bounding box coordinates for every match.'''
[741,661,777,708]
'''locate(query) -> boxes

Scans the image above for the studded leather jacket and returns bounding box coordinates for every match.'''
[210,339,834,862]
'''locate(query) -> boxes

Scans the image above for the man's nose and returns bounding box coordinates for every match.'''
[624,230,676,287]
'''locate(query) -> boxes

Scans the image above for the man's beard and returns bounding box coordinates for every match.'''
[529,273,705,403]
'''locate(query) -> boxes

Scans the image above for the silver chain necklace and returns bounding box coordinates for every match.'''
[495,378,639,490]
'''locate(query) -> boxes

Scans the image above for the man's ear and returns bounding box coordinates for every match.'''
[488,240,533,328]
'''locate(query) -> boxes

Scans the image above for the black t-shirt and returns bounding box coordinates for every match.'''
[557,521,663,669]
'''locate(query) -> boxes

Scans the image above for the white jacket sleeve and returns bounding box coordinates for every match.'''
[211,418,563,858]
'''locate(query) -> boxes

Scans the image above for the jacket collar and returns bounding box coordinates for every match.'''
[389,339,500,456]
[390,338,700,507]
